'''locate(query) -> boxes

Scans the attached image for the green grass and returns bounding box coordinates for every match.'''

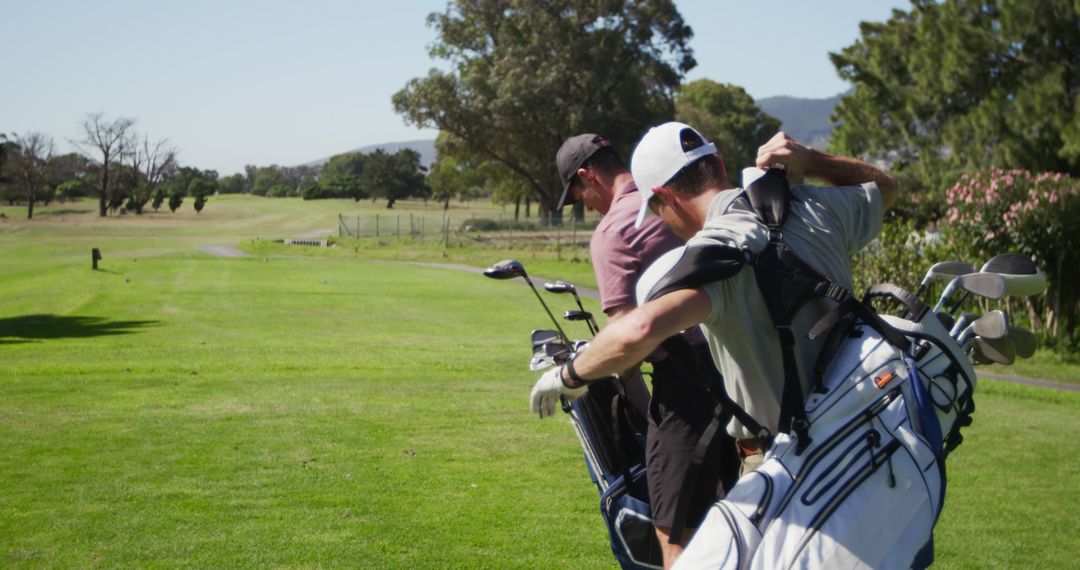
[1,196,1078,567]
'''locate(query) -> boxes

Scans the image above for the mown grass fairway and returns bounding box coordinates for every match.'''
[1,197,1078,568]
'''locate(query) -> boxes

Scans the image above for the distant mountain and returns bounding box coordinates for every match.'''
[305,93,843,169]
[757,93,843,149]
[302,139,436,168]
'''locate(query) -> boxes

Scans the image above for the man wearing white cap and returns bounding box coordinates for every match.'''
[551,133,737,565]
[531,122,898,478]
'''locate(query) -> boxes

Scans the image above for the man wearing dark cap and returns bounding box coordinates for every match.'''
[542,133,738,567]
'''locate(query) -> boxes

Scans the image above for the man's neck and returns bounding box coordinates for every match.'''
[685,183,732,233]
[611,171,635,194]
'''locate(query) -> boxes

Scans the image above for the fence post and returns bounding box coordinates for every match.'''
[376,214,380,237]
[356,215,360,240]
[571,218,577,257]
[397,216,401,241]
[556,223,561,261]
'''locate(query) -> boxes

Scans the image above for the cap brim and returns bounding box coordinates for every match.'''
[633,199,651,229]
[557,181,577,209]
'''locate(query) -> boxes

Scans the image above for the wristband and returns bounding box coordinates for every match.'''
[563,356,588,389]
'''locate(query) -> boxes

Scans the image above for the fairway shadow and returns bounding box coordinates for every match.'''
[0,314,158,341]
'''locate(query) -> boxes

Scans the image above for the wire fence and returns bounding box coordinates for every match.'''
[337,212,601,257]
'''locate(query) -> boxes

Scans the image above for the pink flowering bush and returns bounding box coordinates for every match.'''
[945,169,1080,345]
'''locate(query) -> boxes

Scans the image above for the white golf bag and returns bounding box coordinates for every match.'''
[674,307,976,569]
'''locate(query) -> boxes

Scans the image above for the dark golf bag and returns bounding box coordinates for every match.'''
[567,374,664,570]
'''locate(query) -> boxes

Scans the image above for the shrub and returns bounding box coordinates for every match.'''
[944,169,1080,346]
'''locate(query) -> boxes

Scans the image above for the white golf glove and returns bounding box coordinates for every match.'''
[530,366,587,419]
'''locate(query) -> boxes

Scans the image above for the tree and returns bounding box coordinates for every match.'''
[126,135,177,214]
[249,166,288,196]
[218,173,245,194]
[360,149,428,209]
[188,178,214,214]
[319,152,367,200]
[7,132,55,219]
[675,80,781,174]
[393,0,695,214]
[47,153,95,201]
[829,0,1080,198]
[168,191,183,212]
[76,113,134,217]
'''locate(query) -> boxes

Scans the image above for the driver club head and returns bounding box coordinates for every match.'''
[544,280,577,295]
[980,253,1047,297]
[483,259,526,280]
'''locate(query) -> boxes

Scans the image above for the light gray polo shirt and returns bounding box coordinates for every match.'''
[690,182,883,439]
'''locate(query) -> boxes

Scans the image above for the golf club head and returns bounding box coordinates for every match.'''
[530,329,560,350]
[922,261,976,288]
[933,272,1004,312]
[1008,326,1037,358]
[571,339,590,352]
[544,280,577,295]
[958,272,1007,301]
[483,259,526,280]
[564,310,594,322]
[980,254,1046,297]
[971,310,1009,340]
[971,336,1016,365]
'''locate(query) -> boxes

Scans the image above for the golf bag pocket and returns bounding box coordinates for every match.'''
[601,467,664,570]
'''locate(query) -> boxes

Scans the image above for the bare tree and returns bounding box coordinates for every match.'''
[127,134,177,214]
[7,132,56,219]
[75,113,134,217]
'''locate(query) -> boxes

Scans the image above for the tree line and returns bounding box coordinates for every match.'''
[0,118,432,219]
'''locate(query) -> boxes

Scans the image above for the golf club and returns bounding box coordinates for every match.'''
[932,272,1006,313]
[1008,325,1037,358]
[914,260,975,300]
[484,260,570,345]
[969,336,1016,365]
[546,280,599,335]
[947,253,1047,313]
[564,309,598,336]
[956,310,1009,346]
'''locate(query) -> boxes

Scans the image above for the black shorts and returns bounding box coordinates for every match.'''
[645,343,739,531]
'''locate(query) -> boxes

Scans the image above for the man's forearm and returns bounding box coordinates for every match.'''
[561,289,710,385]
[805,149,899,208]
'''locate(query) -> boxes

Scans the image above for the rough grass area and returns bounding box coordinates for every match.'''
[1,196,1077,567]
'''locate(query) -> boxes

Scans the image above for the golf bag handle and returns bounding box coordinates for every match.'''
[863,283,928,320]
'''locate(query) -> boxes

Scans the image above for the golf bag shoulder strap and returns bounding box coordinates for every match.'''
[643,243,750,303]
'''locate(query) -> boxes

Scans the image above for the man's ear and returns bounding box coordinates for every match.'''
[652,186,675,208]
[576,167,594,186]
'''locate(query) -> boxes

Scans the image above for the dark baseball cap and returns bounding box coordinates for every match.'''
[555,133,613,209]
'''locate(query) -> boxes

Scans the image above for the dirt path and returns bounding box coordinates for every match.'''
[201,244,247,257]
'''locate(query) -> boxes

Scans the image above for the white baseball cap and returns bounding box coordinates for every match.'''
[631,121,717,228]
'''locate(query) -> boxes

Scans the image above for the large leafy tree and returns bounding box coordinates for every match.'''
[320,152,367,200]
[675,80,782,175]
[393,0,695,213]
[829,0,1080,200]
[361,149,428,209]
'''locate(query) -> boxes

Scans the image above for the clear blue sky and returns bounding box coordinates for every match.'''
[1,0,907,175]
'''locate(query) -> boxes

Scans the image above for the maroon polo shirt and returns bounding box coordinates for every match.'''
[591,179,684,313]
